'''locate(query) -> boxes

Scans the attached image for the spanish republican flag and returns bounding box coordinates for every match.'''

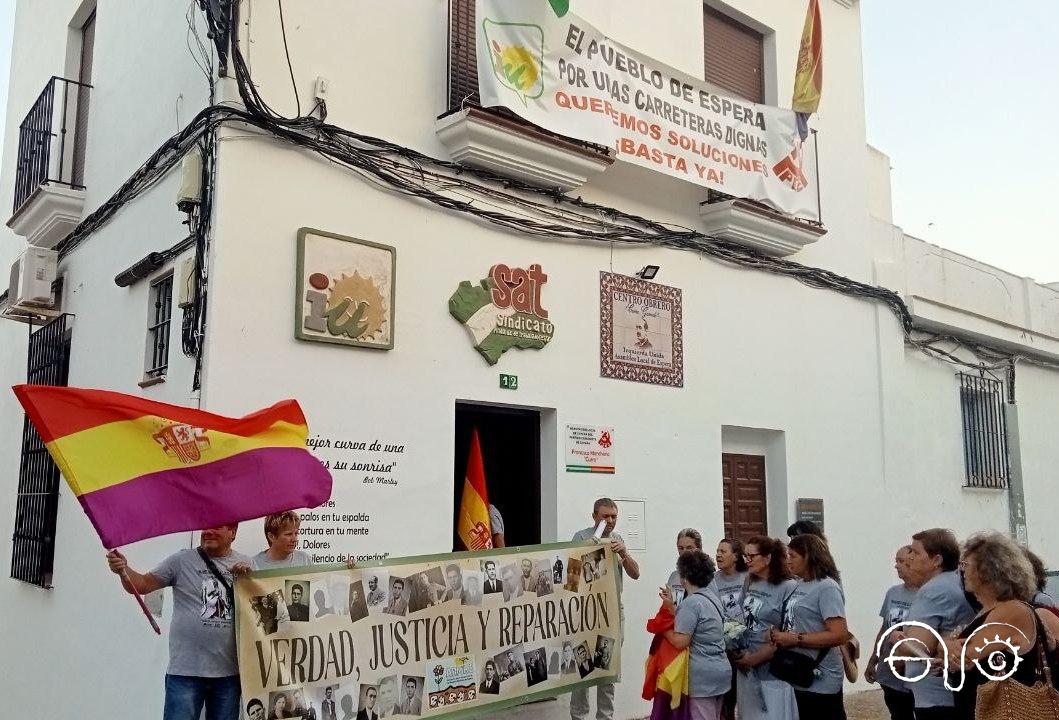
[792,0,823,139]
[12,385,332,548]
[457,428,493,551]
[643,605,691,719]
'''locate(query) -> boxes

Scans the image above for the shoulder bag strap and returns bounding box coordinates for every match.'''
[777,581,830,666]
[1029,603,1055,688]
[197,547,235,607]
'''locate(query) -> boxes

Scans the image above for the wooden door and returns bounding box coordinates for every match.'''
[722,453,767,541]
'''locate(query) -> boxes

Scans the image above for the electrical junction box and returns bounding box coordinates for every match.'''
[178,256,197,308]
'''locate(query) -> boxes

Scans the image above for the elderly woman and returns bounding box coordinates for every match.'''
[1023,546,1058,609]
[733,536,798,720]
[661,550,732,720]
[940,532,1059,720]
[770,533,848,720]
[666,528,703,607]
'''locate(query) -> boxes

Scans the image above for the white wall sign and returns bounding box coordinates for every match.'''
[565,424,615,473]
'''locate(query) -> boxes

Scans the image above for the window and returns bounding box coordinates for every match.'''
[957,372,1009,489]
[703,6,764,103]
[145,273,173,380]
[11,314,71,588]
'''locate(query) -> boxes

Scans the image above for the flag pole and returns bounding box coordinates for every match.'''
[114,554,162,635]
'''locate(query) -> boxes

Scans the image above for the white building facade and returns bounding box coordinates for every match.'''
[1,2,1057,718]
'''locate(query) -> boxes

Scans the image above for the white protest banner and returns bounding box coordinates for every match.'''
[476,0,819,219]
[238,542,622,718]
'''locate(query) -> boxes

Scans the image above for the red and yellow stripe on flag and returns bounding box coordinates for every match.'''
[792,0,823,115]
[12,385,332,548]
[457,428,493,550]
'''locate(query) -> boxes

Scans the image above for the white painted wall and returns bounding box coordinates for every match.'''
[0,1,1057,719]
[0,1,213,717]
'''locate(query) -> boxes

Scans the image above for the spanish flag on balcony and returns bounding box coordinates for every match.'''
[792,0,823,141]
[12,385,332,548]
[457,428,493,551]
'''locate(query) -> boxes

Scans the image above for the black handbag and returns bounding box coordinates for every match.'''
[769,647,829,688]
[768,585,829,688]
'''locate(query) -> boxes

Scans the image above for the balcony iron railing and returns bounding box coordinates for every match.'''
[12,76,91,214]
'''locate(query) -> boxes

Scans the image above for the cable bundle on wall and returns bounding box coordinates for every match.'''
[55,1,1052,389]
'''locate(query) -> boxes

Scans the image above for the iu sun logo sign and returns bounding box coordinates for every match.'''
[153,422,211,464]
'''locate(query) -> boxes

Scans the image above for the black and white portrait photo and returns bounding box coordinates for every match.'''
[347,579,369,623]
[492,644,525,681]
[593,635,615,671]
[284,580,311,622]
[523,647,548,686]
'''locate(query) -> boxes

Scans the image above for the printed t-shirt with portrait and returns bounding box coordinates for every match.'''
[876,583,917,692]
[675,588,732,699]
[743,577,797,679]
[905,570,975,709]
[707,571,748,623]
[250,549,311,571]
[152,547,251,677]
[782,577,845,694]
[489,505,505,537]
[666,569,686,606]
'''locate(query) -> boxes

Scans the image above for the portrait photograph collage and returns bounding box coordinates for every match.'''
[239,544,623,718]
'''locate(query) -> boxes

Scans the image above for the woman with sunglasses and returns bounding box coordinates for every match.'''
[733,536,798,720]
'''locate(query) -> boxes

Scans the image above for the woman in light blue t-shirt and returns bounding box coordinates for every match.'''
[770,534,849,720]
[661,550,733,720]
[732,536,798,720]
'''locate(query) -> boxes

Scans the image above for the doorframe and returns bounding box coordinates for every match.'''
[454,399,557,545]
[721,425,788,536]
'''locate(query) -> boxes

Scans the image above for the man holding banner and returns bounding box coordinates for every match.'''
[570,498,640,720]
[106,525,250,720]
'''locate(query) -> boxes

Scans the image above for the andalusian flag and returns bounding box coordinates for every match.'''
[12,385,332,548]
[792,0,823,141]
[457,428,493,551]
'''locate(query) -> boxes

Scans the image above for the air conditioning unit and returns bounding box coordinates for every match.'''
[1,247,61,323]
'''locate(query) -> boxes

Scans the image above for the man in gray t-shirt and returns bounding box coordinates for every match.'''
[107,524,250,720]
[569,498,640,720]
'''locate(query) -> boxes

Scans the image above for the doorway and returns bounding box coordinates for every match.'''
[722,453,767,541]
[453,403,541,550]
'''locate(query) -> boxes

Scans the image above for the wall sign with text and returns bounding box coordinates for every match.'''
[565,424,615,474]
[449,263,555,365]
[599,272,683,387]
[295,228,396,350]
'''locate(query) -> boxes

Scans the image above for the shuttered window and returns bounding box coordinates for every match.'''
[71,10,95,187]
[448,0,480,110]
[704,7,764,103]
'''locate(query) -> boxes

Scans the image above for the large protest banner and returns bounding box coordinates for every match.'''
[476,0,819,219]
[237,542,622,718]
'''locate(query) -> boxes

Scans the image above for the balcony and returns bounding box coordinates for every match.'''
[7,77,91,249]
[435,0,612,191]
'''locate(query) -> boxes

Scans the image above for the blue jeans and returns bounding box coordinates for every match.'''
[163,674,241,720]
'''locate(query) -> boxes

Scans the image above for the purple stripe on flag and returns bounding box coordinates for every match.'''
[649,692,692,720]
[79,446,332,548]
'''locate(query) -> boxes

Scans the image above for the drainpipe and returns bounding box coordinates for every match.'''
[1004,360,1028,544]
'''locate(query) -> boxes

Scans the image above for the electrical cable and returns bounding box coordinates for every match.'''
[276,0,301,117]
[55,1,1058,388]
